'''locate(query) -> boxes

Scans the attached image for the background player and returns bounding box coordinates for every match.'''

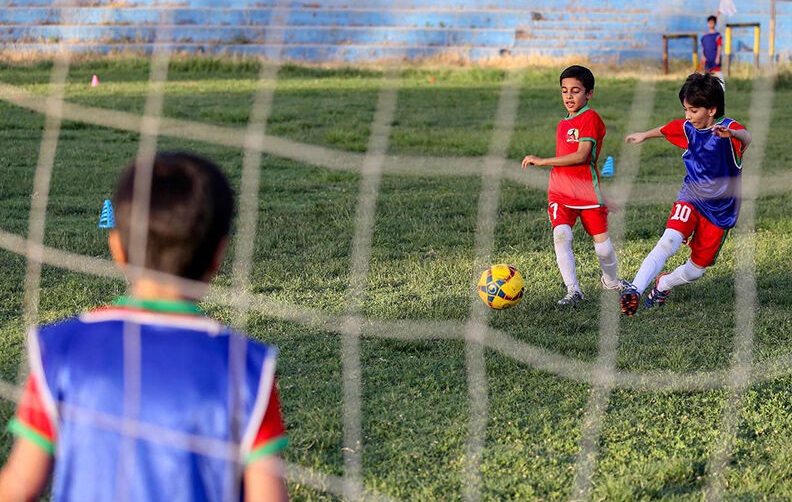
[701,15,725,89]
[619,73,751,316]
[0,152,289,501]
[522,64,628,306]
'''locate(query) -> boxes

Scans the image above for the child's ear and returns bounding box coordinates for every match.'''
[108,230,127,266]
[708,107,718,117]
[205,237,228,280]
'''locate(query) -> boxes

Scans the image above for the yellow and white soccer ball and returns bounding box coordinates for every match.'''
[476,264,524,310]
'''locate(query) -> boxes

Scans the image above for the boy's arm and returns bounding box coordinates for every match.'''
[243,380,289,501]
[625,126,664,144]
[244,455,289,502]
[712,124,752,150]
[521,140,593,168]
[0,437,53,502]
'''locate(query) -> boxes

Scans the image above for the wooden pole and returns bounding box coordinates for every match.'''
[661,34,698,74]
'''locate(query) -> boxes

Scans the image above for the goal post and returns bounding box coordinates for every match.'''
[662,33,699,75]
[724,22,761,75]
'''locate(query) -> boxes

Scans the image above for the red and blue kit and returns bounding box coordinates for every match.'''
[9,297,287,502]
[660,117,745,229]
[660,117,746,265]
[701,31,723,72]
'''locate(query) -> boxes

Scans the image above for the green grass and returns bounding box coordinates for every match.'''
[0,58,791,500]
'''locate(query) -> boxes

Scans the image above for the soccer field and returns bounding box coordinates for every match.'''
[0,59,791,500]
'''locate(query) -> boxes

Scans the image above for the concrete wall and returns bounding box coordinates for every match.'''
[1,1,790,64]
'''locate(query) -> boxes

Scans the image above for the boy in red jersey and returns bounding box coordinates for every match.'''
[0,152,289,501]
[619,73,751,316]
[522,65,628,306]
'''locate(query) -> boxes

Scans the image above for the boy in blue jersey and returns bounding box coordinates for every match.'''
[619,73,752,316]
[0,152,289,501]
[701,15,725,88]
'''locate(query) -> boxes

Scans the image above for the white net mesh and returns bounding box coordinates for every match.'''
[0,8,788,501]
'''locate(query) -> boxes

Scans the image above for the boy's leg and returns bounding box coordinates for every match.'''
[658,259,706,290]
[594,237,619,286]
[549,202,583,305]
[580,206,627,290]
[644,215,726,308]
[621,228,684,315]
[631,228,685,294]
[632,201,698,295]
[643,260,706,309]
[553,224,580,296]
[711,71,726,91]
[620,201,693,316]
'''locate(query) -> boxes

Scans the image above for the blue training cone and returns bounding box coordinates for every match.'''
[98,199,116,229]
[601,156,615,178]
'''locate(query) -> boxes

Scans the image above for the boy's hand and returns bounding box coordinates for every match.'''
[603,195,621,213]
[521,155,543,168]
[711,124,732,138]
[624,132,646,144]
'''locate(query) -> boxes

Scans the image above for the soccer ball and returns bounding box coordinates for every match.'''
[476,264,524,310]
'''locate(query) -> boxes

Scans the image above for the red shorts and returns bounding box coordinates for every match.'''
[547,201,609,236]
[665,201,728,267]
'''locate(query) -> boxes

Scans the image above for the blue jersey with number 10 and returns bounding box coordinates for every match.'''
[660,118,745,229]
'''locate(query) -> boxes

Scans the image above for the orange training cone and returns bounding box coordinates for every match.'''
[91,74,99,87]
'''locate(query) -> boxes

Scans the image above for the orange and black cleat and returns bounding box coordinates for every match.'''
[619,287,640,317]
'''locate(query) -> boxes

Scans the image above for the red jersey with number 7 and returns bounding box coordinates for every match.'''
[548,105,606,208]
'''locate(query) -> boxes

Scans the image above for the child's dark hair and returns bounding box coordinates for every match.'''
[560,65,595,92]
[678,72,725,118]
[707,15,717,24]
[113,151,234,280]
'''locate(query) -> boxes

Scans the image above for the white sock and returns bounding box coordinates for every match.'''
[657,259,706,291]
[593,238,618,286]
[632,229,684,294]
[553,225,579,293]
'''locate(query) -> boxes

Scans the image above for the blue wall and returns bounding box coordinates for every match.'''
[1,1,790,64]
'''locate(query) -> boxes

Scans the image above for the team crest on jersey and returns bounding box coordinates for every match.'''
[566,128,580,142]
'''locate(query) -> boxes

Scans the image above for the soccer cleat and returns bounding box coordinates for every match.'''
[601,276,632,293]
[644,274,670,309]
[619,287,640,317]
[557,290,584,306]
